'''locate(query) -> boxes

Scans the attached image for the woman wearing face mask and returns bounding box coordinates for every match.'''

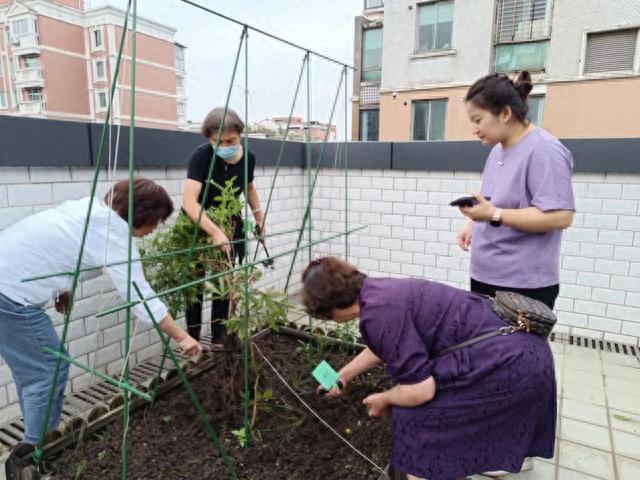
[182,107,265,346]
[458,72,575,311]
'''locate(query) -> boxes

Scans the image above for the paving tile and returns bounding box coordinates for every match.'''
[565,356,602,373]
[564,367,605,388]
[612,430,640,460]
[561,398,609,426]
[560,418,611,451]
[604,377,640,397]
[563,381,607,406]
[617,455,640,480]
[601,352,640,368]
[565,347,601,361]
[602,364,640,382]
[557,467,605,479]
[609,409,640,435]
[559,441,614,480]
[607,391,640,415]
[498,459,555,479]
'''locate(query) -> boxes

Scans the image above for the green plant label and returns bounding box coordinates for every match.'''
[311,360,340,390]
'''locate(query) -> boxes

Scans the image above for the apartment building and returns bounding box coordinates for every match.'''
[353,0,640,141]
[0,0,187,129]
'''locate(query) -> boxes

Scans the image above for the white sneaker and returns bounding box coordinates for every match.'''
[482,457,533,477]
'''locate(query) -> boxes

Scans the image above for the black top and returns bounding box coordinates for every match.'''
[186,143,256,210]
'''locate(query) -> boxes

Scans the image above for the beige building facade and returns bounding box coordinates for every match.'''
[353,0,640,141]
[0,0,187,129]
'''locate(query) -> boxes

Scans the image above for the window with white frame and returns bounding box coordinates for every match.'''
[176,76,185,95]
[417,1,454,52]
[94,60,106,80]
[495,0,549,43]
[364,0,383,9]
[92,28,104,50]
[584,29,638,74]
[494,0,550,72]
[0,92,7,109]
[175,45,186,72]
[413,99,447,141]
[11,18,37,40]
[177,101,186,118]
[528,95,544,126]
[25,88,43,102]
[96,90,108,111]
[23,55,39,69]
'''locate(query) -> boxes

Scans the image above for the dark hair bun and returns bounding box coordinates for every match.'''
[514,71,533,100]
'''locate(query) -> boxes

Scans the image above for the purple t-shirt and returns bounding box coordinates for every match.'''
[470,128,575,288]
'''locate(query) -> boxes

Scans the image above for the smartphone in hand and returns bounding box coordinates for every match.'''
[449,196,491,208]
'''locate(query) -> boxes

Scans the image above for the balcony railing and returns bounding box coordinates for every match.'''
[18,100,46,114]
[15,67,44,85]
[11,34,40,51]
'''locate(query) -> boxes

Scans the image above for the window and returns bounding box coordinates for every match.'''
[0,60,3,78]
[585,29,638,74]
[361,27,382,81]
[364,0,383,8]
[494,40,548,72]
[413,99,447,141]
[94,60,106,80]
[417,1,453,51]
[0,92,7,109]
[177,101,186,118]
[23,56,39,69]
[13,89,18,105]
[528,95,544,126]
[176,76,185,95]
[359,109,379,141]
[92,28,103,50]
[96,90,108,111]
[25,88,43,102]
[495,0,549,43]
[175,45,185,72]
[11,18,36,39]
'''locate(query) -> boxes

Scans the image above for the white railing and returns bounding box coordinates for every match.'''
[12,34,39,49]
[15,68,43,84]
[18,101,45,114]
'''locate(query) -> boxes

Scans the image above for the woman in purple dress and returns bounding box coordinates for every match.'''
[302,257,556,480]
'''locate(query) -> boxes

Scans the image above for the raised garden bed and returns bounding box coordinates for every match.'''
[43,328,394,479]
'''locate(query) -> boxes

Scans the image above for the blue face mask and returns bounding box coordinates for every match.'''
[216,144,240,159]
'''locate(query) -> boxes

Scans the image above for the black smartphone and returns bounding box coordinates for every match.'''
[449,196,491,208]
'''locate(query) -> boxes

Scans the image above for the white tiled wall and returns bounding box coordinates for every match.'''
[1,164,640,422]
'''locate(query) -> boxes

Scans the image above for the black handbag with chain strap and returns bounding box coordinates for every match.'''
[434,291,557,357]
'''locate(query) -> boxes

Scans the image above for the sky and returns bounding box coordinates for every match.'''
[87,0,364,138]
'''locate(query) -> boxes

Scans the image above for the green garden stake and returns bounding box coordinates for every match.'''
[312,360,340,390]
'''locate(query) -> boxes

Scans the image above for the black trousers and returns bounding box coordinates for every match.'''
[185,242,245,343]
[470,278,559,310]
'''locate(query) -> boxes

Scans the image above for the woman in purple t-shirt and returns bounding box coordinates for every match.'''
[457,71,575,309]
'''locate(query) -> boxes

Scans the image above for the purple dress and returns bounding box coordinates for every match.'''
[359,277,556,480]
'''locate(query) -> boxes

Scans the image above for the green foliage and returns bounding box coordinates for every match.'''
[140,179,242,317]
[230,427,248,448]
[141,178,294,337]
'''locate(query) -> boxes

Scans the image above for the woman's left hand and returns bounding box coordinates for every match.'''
[363,392,390,417]
[460,192,496,222]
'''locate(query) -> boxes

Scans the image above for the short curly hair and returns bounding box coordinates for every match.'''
[301,257,366,320]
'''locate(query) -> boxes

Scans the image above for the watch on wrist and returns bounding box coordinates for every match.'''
[489,208,503,227]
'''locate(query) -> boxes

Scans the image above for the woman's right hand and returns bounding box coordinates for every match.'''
[323,375,351,398]
[457,221,473,251]
[211,231,232,257]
